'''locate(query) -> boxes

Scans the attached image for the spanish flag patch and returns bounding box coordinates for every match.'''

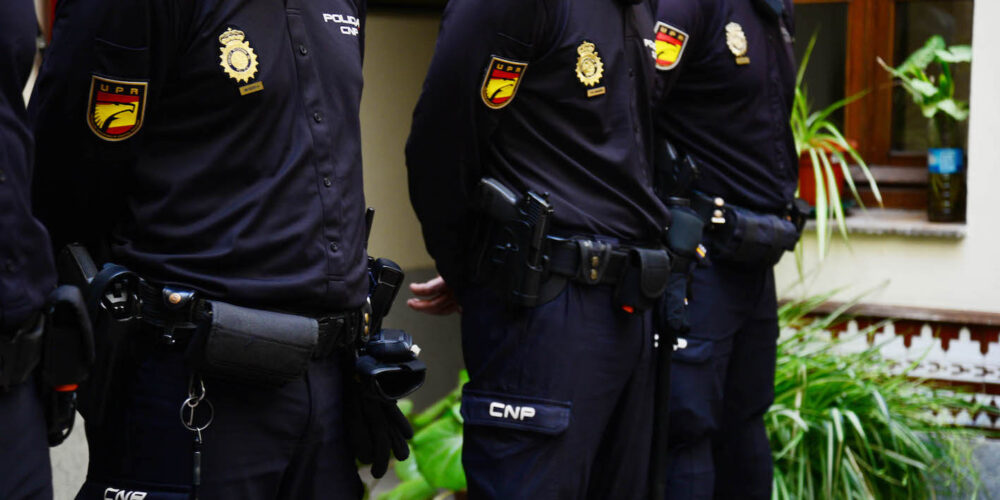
[654,22,689,71]
[481,56,527,110]
[86,75,148,141]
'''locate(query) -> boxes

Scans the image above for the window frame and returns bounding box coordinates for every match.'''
[794,0,971,209]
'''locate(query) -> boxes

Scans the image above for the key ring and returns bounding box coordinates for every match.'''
[180,397,214,432]
[180,374,214,432]
[187,374,207,405]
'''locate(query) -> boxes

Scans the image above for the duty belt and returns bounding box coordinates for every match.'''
[137,281,362,358]
[540,236,671,311]
[545,237,635,286]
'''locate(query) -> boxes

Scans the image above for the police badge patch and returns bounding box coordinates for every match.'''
[654,22,689,71]
[219,27,260,84]
[725,22,750,65]
[481,56,527,109]
[86,75,148,142]
[575,41,604,87]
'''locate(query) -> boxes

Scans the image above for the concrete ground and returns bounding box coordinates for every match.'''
[971,438,1000,499]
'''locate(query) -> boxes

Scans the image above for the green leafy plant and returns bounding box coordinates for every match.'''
[878,36,972,148]
[772,295,991,499]
[792,34,882,263]
[378,371,468,500]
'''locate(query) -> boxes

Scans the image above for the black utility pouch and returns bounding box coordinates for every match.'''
[613,248,671,312]
[710,206,799,267]
[188,301,318,387]
[42,285,95,388]
[41,285,95,446]
[0,314,44,390]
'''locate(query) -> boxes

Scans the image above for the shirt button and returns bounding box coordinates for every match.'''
[329,242,339,252]
[313,112,324,123]
[628,68,634,77]
[323,177,332,187]
[298,44,308,55]
[0,169,6,183]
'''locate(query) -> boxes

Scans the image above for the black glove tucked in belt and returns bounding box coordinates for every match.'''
[344,329,426,478]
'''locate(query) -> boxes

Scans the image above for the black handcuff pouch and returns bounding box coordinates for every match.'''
[0,314,44,390]
[41,285,96,446]
[613,247,671,312]
[42,285,95,390]
[188,300,318,387]
[709,206,800,267]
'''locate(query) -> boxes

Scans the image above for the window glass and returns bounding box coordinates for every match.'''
[892,1,973,152]
[793,4,848,130]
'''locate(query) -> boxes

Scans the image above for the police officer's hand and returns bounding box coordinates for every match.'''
[406,276,461,315]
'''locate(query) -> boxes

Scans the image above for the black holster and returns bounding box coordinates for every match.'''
[472,178,557,308]
[75,263,140,427]
[354,330,426,402]
[353,261,426,403]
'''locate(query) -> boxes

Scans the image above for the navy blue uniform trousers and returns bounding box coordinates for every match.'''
[665,262,779,500]
[77,339,362,499]
[459,283,655,499]
[0,377,53,500]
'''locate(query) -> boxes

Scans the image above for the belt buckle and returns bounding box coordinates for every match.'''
[577,240,613,284]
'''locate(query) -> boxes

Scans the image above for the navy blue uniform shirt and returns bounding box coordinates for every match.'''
[1,0,57,333]
[653,0,797,213]
[31,0,369,312]
[407,0,670,288]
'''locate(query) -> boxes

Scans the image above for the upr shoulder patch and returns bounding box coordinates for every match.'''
[654,22,689,71]
[481,56,527,110]
[86,75,148,142]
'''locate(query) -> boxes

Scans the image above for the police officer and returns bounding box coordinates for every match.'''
[651,0,798,497]
[30,0,410,497]
[407,0,672,497]
[1,1,56,498]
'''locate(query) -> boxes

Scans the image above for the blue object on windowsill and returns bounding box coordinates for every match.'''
[928,148,964,175]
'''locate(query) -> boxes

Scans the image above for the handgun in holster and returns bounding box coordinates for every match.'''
[57,243,140,427]
[654,139,706,272]
[353,222,426,402]
[473,178,554,308]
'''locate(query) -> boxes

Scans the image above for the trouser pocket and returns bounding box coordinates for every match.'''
[669,337,722,443]
[672,336,714,364]
[461,389,571,435]
[77,478,189,500]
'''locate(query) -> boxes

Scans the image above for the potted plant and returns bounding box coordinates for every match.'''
[879,36,972,223]
[792,35,882,261]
